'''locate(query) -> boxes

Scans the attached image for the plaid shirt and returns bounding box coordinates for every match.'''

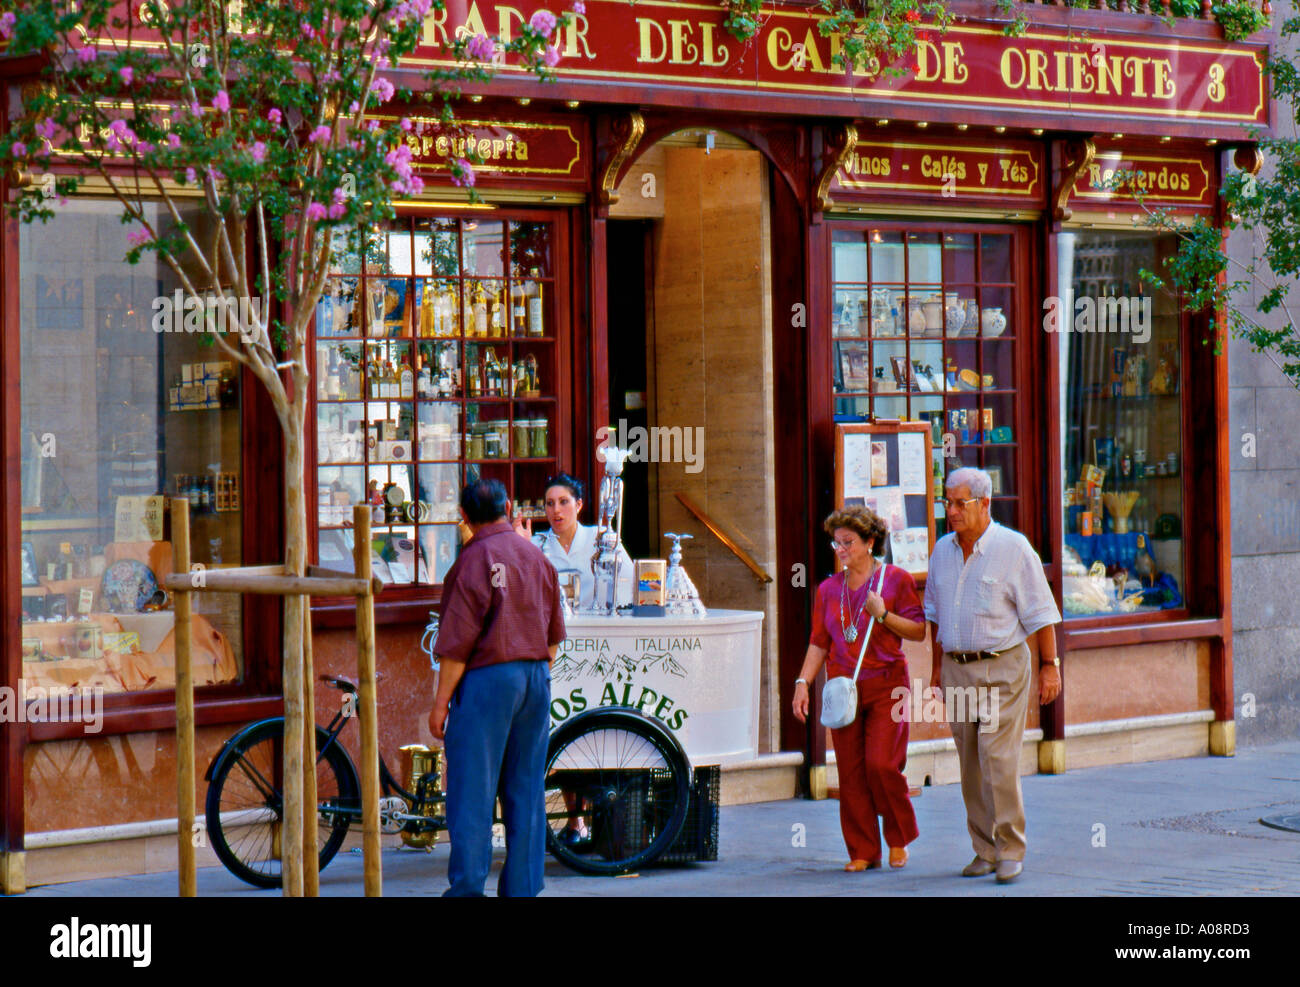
[433,520,566,670]
[923,521,1060,654]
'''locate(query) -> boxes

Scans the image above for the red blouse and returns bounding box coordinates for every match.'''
[810,564,924,679]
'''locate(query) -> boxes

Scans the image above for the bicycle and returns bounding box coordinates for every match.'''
[204,671,695,887]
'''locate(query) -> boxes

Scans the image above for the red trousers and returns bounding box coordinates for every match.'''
[829,664,918,863]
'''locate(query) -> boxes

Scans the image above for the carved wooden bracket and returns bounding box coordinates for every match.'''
[814,123,857,214]
[598,111,646,206]
[1053,138,1096,223]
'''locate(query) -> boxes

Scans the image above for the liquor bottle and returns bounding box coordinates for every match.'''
[484,349,499,396]
[527,269,544,337]
[473,282,488,338]
[399,357,415,399]
[511,283,527,336]
[368,359,381,399]
[58,541,75,581]
[489,288,505,338]
[419,283,435,337]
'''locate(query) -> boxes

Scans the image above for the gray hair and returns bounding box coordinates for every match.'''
[946,467,992,500]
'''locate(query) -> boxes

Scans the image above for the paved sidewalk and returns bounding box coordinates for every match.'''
[25,741,1300,897]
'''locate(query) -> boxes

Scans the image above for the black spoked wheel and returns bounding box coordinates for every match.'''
[544,709,691,876]
[205,719,360,889]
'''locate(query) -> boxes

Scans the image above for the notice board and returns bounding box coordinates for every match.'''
[834,422,936,581]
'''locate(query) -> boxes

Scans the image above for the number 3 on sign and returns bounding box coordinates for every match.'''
[1206,63,1226,104]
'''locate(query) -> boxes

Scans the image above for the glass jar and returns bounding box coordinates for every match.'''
[492,419,510,457]
[529,419,549,458]
[468,425,485,461]
[513,419,531,458]
[484,429,501,459]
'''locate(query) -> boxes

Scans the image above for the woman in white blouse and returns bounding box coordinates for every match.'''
[513,472,634,609]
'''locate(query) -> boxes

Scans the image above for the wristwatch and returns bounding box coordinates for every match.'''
[1041,657,1061,668]
[795,677,808,687]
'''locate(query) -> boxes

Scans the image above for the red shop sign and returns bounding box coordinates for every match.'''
[1069,148,1214,209]
[378,116,586,185]
[414,1,1268,129]
[833,139,1045,206]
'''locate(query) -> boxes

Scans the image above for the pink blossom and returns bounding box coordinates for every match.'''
[451,158,475,188]
[301,21,315,38]
[250,141,266,163]
[399,117,412,131]
[167,132,181,149]
[571,0,585,13]
[369,77,395,103]
[331,187,346,206]
[529,9,557,35]
[0,12,16,39]
[127,229,150,247]
[328,202,346,219]
[10,141,26,158]
[213,90,230,112]
[267,107,282,125]
[35,118,57,140]
[544,45,560,68]
[185,167,197,183]
[349,101,360,114]
[119,66,133,85]
[190,101,202,117]
[76,45,97,63]
[305,202,327,222]
[308,125,331,144]
[466,33,495,61]
[136,141,154,154]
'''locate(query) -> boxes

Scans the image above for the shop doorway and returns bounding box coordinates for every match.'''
[606,131,781,751]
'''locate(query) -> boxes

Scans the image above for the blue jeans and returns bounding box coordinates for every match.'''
[443,659,551,897]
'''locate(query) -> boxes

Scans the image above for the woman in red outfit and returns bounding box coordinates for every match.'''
[793,506,927,872]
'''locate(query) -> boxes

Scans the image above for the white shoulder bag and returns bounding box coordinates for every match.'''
[819,564,887,730]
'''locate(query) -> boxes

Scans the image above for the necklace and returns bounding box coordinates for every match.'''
[839,565,876,643]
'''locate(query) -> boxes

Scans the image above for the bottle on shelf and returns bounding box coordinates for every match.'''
[527,269,544,336]
[473,282,489,338]
[511,282,527,336]
[489,288,505,338]
[399,356,415,399]
[419,282,435,337]
[58,541,75,581]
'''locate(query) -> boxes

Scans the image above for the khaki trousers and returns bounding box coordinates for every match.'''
[944,642,1031,863]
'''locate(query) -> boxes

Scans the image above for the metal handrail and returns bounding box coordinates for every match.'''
[674,493,774,585]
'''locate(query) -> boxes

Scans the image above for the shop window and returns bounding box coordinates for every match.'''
[19,200,244,694]
[1060,231,1185,620]
[314,215,560,585]
[830,224,1022,534]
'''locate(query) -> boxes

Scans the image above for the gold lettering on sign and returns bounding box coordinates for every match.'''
[638,17,667,63]
[942,42,968,84]
[668,20,698,64]
[559,14,595,58]
[497,5,524,43]
[698,22,728,67]
[1207,63,1226,103]
[767,26,795,71]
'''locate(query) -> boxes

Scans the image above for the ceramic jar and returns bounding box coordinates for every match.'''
[980,307,1008,337]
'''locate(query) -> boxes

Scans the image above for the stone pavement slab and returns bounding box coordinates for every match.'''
[23,741,1300,898]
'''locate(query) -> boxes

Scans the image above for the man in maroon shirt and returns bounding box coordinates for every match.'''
[428,478,567,897]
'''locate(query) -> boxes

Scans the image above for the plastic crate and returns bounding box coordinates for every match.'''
[659,765,720,864]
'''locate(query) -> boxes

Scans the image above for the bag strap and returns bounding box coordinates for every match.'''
[848,563,888,682]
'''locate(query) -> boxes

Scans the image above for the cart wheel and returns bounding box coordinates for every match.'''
[544,708,690,876]
[205,719,360,889]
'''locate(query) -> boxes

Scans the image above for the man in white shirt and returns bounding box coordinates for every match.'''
[924,467,1062,884]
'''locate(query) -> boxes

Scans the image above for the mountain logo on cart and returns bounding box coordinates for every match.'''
[638,651,687,679]
[550,654,590,682]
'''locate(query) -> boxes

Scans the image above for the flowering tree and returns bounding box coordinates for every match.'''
[0,0,562,894]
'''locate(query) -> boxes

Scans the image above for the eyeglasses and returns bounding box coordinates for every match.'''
[943,496,982,510]
[829,539,858,552]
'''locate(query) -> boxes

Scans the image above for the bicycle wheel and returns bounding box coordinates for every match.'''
[544,708,691,876]
[205,719,360,889]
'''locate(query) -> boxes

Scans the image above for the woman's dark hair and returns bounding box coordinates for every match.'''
[823,506,887,553]
[461,478,509,524]
[544,472,585,503]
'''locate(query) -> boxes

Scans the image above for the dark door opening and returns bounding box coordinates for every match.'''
[604,220,652,561]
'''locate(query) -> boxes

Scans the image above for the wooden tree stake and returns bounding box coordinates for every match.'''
[302,605,320,897]
[172,498,196,897]
[353,505,382,896]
